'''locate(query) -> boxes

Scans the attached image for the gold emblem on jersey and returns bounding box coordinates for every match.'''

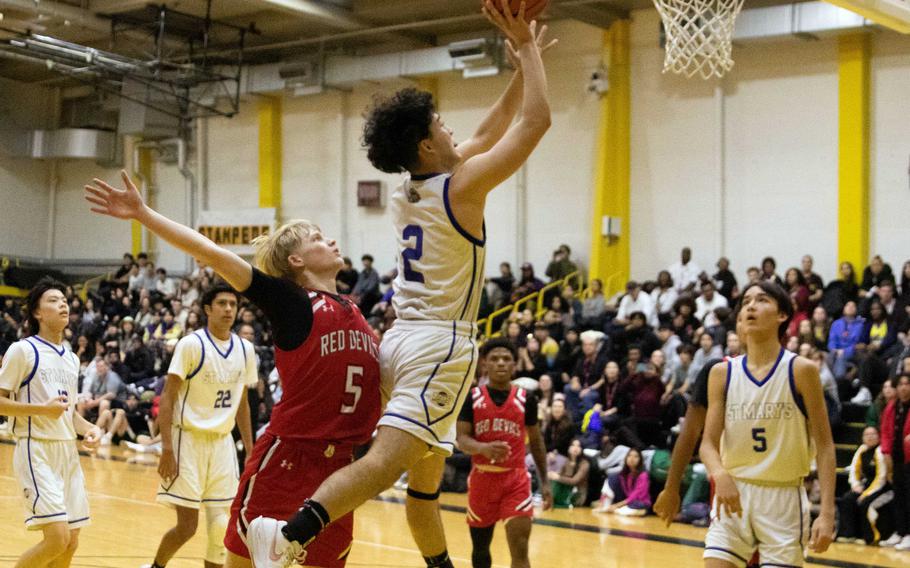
[324,444,335,458]
[407,187,421,203]
[430,391,452,408]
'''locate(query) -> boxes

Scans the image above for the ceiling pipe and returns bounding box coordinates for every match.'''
[0,0,112,33]
[257,0,365,31]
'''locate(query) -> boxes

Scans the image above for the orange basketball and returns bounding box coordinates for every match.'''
[484,0,549,21]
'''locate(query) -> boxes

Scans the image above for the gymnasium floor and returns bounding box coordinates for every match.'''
[0,440,906,568]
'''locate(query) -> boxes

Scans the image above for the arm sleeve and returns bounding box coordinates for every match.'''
[525,394,539,426]
[692,359,723,409]
[880,405,893,455]
[628,472,651,504]
[458,393,474,423]
[847,447,862,487]
[241,269,314,351]
[241,339,259,386]
[167,335,202,380]
[827,321,840,351]
[0,342,30,393]
[860,448,888,499]
[616,297,629,321]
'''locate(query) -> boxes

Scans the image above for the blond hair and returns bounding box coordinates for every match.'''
[251,219,319,279]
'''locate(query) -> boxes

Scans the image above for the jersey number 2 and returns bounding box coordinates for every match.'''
[751,427,767,452]
[341,366,363,415]
[402,225,425,283]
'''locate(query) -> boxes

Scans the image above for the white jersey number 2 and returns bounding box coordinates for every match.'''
[341,365,364,415]
[401,225,425,283]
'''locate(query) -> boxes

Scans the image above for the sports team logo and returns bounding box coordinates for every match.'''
[430,391,452,408]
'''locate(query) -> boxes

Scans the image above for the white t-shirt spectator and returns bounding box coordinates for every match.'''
[668,260,702,293]
[651,287,678,316]
[156,277,177,298]
[696,293,729,326]
[616,291,658,327]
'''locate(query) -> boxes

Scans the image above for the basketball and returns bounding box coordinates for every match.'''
[484,0,550,21]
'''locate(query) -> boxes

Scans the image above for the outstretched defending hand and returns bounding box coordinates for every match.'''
[483,0,536,48]
[84,170,146,220]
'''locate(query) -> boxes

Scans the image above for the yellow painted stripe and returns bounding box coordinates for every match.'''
[416,76,440,110]
[132,147,153,256]
[837,34,870,273]
[0,285,28,298]
[589,20,631,296]
[258,96,283,213]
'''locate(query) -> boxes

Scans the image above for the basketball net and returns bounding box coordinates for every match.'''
[653,0,745,79]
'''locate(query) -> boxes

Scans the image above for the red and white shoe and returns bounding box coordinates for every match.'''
[248,517,306,568]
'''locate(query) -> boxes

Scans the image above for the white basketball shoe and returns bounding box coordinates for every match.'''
[247,517,306,568]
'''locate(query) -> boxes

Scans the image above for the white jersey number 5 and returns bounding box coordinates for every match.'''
[341,365,363,415]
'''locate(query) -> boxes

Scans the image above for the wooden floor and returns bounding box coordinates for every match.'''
[1,441,907,568]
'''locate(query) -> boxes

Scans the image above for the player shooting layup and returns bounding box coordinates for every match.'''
[247,2,556,567]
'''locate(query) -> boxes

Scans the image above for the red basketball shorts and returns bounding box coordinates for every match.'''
[466,467,533,528]
[225,433,356,567]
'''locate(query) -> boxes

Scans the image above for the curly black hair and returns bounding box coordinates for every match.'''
[361,88,435,174]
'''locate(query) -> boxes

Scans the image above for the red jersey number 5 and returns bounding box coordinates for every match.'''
[341,366,363,414]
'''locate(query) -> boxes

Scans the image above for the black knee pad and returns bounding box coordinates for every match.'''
[407,486,441,501]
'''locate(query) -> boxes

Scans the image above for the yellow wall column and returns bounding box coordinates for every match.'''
[416,77,440,109]
[589,20,631,296]
[837,34,870,272]
[258,96,283,215]
[132,147,152,256]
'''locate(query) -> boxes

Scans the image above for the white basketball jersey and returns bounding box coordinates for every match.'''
[0,337,78,441]
[391,173,487,322]
[168,329,258,434]
[721,350,812,486]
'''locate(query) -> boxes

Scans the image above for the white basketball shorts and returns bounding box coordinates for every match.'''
[377,319,478,456]
[157,427,239,510]
[13,438,90,530]
[704,479,810,567]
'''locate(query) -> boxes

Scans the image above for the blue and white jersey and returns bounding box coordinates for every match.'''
[0,337,79,441]
[168,329,258,434]
[390,173,487,322]
[721,350,813,486]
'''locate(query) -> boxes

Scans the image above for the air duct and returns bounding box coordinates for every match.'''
[0,128,115,161]
[734,2,874,40]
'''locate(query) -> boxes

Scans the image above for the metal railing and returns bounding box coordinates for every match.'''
[75,272,112,301]
[477,270,582,338]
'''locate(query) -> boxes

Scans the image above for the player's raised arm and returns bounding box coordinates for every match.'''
[699,362,741,520]
[84,170,252,291]
[456,23,556,162]
[794,357,836,553]
[451,0,551,201]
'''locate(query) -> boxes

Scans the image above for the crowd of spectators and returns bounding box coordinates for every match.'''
[2,246,910,546]
[473,247,910,537]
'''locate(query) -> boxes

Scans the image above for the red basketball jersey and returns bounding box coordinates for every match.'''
[267,291,381,445]
[470,386,528,470]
